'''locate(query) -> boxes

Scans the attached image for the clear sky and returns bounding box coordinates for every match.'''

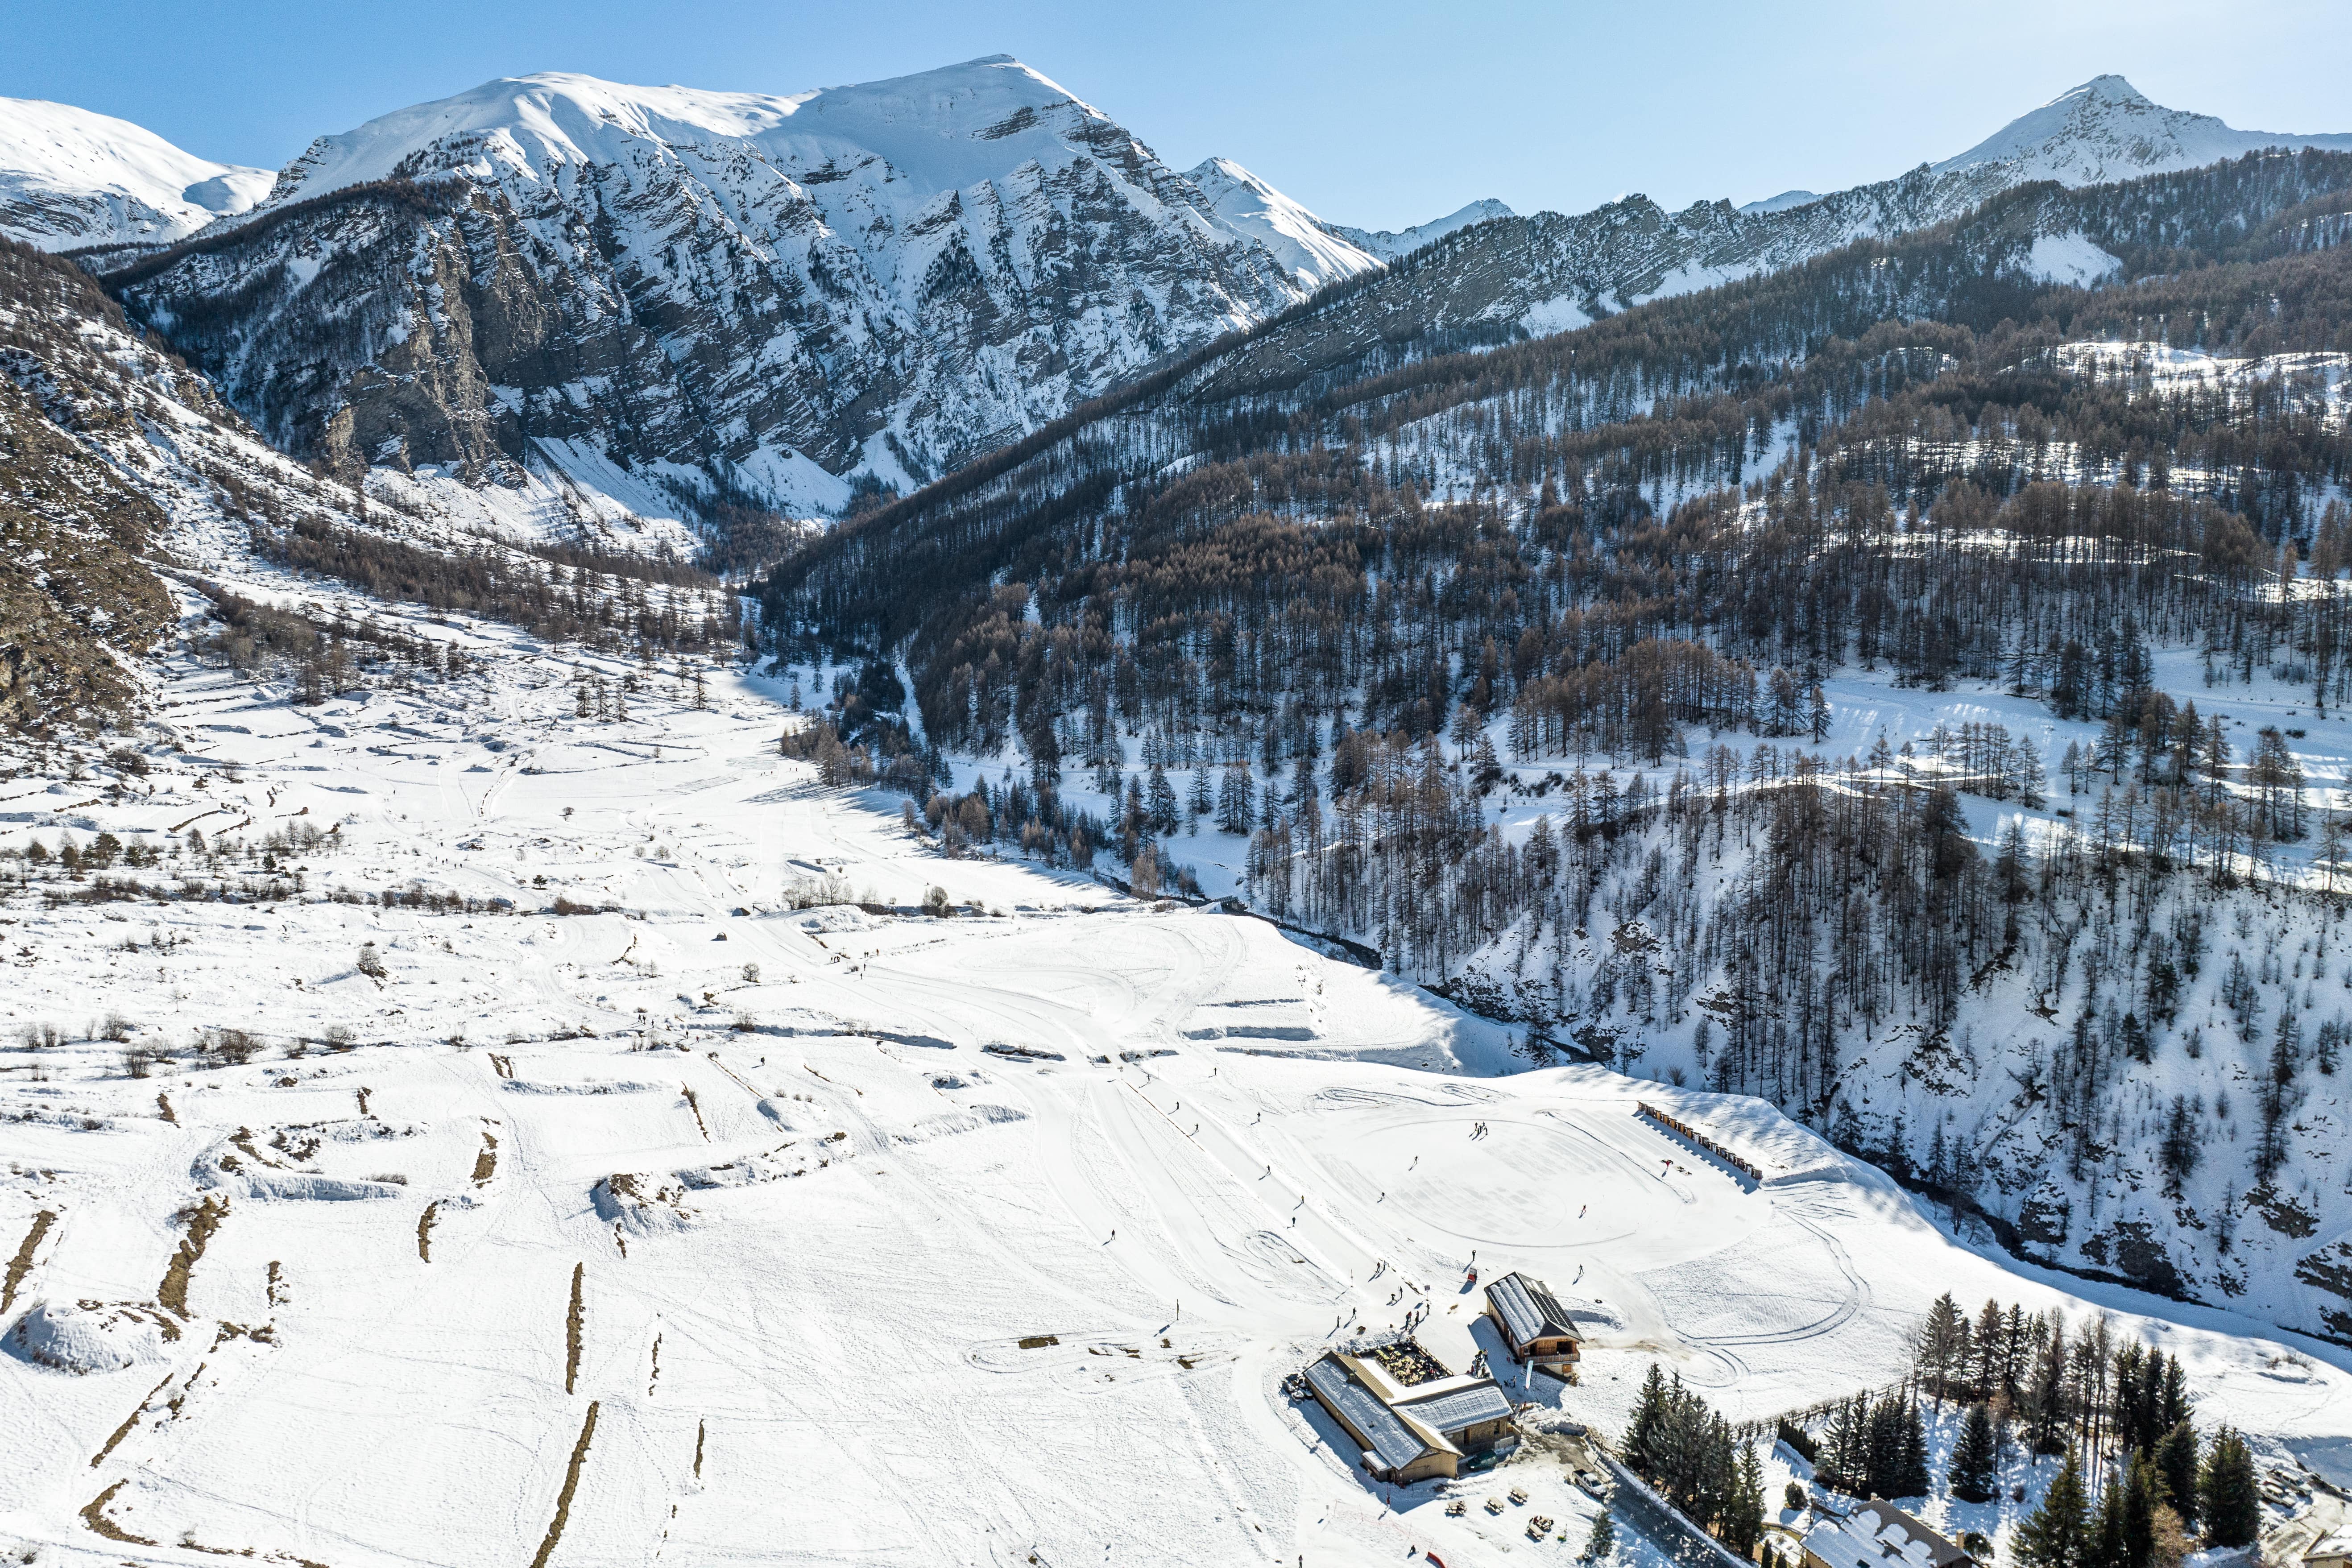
[6,0,2348,230]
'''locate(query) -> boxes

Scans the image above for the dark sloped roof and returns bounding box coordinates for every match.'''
[1806,1504,1975,1568]
[1304,1354,1431,1473]
[1487,1270,1578,1345]
[1395,1380,1514,1435]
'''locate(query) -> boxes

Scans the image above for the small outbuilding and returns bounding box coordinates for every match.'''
[2302,1533,2351,1568]
[1483,1270,1582,1370]
[1801,1502,1975,1568]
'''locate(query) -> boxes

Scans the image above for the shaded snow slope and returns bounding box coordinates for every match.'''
[0,96,270,251]
[1935,74,2352,188]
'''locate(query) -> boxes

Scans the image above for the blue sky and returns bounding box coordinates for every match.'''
[6,0,2348,229]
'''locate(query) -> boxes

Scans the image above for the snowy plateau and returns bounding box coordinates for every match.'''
[3,48,2352,1568]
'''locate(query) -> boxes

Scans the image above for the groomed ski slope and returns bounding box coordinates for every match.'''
[1,594,2348,1567]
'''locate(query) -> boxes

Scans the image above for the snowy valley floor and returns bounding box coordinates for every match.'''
[2,602,2350,1567]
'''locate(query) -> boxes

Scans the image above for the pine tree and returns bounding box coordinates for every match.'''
[2015,1448,2091,1568]
[1122,776,1146,837]
[2198,1427,2259,1547]
[2086,1458,2129,1568]
[1584,1510,1616,1563]
[1950,1403,2000,1502]
[2121,1455,2162,1568]
[1147,762,1180,836]
[1216,760,1256,835]
[1917,1292,1968,1404]
[2027,1318,2071,1455]
[2152,1423,2200,1526]
[1727,1444,1766,1555]
[1625,1364,1670,1476]
[1895,1399,1931,1499]
[1972,1299,2007,1397]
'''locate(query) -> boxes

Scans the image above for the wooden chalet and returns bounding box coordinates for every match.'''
[1483,1270,1582,1370]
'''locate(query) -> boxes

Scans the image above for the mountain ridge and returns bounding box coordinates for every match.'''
[8,61,2348,547]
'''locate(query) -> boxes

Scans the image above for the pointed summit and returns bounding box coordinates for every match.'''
[1934,74,2352,187]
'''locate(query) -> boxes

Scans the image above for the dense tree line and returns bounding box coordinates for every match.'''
[1623,1365,1767,1555]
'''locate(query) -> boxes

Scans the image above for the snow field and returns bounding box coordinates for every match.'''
[0,594,2347,1566]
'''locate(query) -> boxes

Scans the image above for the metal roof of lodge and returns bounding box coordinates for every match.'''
[1803,1502,1974,1568]
[1304,1353,1433,1473]
[1395,1379,1514,1435]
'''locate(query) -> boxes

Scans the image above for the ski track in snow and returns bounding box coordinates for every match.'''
[0,596,2348,1566]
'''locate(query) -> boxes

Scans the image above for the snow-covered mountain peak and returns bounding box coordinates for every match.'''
[1737,188,1824,215]
[1186,156,1380,287]
[260,56,1126,213]
[1331,196,1516,262]
[121,54,1331,518]
[1933,74,2352,187]
[0,95,271,250]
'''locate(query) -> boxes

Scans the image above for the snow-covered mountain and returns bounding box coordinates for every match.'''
[1934,74,2352,187]
[1332,196,1516,260]
[0,97,272,251]
[1186,156,1382,287]
[100,58,1502,528]
[26,64,2350,539]
[1737,188,1822,215]
[1192,74,2352,389]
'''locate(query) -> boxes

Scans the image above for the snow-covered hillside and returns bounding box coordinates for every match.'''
[1934,74,2352,188]
[1,585,2347,1565]
[0,97,270,252]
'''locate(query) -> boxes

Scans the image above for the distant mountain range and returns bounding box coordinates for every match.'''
[0,64,2344,530]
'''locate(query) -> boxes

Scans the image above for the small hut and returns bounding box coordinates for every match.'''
[2302,1533,2351,1568]
[1483,1270,1582,1370]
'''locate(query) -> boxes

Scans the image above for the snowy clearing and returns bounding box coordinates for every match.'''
[0,594,2348,1567]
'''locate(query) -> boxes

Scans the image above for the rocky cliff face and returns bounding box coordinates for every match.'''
[108,59,1359,524]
